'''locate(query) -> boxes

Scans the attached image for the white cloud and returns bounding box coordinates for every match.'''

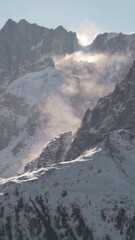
[73,20,102,46]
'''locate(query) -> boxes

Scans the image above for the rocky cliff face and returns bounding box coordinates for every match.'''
[0,19,80,80]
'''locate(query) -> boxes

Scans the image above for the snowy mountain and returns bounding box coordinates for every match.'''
[0,19,135,179]
[0,129,135,239]
[0,21,135,238]
[0,28,133,177]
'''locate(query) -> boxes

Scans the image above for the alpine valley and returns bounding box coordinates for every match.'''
[0,19,135,240]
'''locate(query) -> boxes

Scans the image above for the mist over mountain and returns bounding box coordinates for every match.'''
[0,19,135,240]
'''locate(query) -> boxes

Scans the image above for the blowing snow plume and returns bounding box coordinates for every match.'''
[73,20,102,45]
[39,95,80,136]
[55,51,133,114]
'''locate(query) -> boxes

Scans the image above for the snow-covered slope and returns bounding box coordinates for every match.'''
[0,129,135,239]
[0,60,81,177]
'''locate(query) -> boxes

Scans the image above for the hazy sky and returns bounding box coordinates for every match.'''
[0,0,135,44]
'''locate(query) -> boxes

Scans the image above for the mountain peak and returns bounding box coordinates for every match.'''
[19,19,28,23]
[2,18,17,30]
[6,18,16,25]
[54,25,67,33]
[18,19,30,25]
